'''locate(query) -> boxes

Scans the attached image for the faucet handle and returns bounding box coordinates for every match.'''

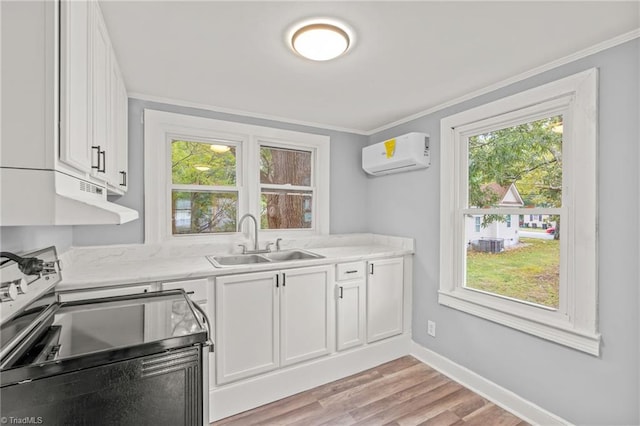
[238,244,247,254]
[276,238,283,251]
[265,242,274,252]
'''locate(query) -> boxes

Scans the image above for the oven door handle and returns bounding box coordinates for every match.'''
[189,298,214,353]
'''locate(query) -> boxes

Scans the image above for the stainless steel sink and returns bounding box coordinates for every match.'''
[264,249,324,262]
[207,249,324,268]
[207,254,271,267]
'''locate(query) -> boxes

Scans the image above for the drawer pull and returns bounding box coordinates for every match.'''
[345,270,358,274]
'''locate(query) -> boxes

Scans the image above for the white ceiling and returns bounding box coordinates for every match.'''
[100,1,639,134]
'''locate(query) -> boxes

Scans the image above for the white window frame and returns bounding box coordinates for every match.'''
[439,69,600,355]
[144,110,330,244]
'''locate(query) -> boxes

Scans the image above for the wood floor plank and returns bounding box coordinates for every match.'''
[462,403,524,426]
[393,388,477,426]
[375,355,423,376]
[450,394,488,418]
[348,372,448,421]
[211,391,318,425]
[319,363,436,412]
[351,381,463,425]
[311,367,384,399]
[211,356,528,426]
[257,401,325,425]
[417,410,463,426]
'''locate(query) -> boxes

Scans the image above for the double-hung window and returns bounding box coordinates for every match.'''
[144,111,329,243]
[439,69,599,355]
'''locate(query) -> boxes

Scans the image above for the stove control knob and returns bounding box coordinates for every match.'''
[0,283,18,302]
[15,278,29,295]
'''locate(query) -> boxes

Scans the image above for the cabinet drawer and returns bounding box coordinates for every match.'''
[162,278,208,303]
[336,262,365,281]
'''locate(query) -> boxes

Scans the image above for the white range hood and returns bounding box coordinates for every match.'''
[0,168,138,226]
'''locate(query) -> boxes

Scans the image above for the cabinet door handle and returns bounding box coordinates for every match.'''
[119,171,127,186]
[339,286,343,299]
[91,146,101,170]
[98,150,106,173]
[276,274,279,288]
[370,264,374,275]
[282,273,286,287]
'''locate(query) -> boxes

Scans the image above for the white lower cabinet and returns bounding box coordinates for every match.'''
[335,262,366,351]
[215,265,332,385]
[367,257,404,343]
[279,266,333,367]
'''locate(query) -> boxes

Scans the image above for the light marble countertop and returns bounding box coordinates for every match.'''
[57,234,414,291]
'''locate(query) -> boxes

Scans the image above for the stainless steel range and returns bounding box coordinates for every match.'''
[0,247,212,425]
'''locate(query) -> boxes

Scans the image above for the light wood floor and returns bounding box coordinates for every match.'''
[212,356,528,426]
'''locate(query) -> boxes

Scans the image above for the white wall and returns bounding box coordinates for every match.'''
[366,39,639,425]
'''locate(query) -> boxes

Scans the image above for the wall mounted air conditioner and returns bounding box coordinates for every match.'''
[362,132,430,176]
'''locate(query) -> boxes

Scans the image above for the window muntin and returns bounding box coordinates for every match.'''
[259,145,315,230]
[463,115,563,308]
[170,139,240,235]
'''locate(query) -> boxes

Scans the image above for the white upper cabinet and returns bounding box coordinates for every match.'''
[59,0,128,193]
[114,62,129,191]
[59,0,92,174]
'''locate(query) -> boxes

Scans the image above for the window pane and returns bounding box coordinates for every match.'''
[260,146,311,186]
[260,189,312,229]
[172,190,237,234]
[468,115,562,209]
[465,214,560,308]
[172,140,237,186]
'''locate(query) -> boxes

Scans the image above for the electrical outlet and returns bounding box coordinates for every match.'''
[427,320,436,337]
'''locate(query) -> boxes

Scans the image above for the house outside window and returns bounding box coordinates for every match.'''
[144,110,330,243]
[439,69,599,355]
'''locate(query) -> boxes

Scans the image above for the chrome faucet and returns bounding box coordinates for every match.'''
[237,213,272,254]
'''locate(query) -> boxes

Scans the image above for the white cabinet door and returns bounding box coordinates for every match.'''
[336,279,366,351]
[367,258,404,343]
[91,4,111,182]
[215,271,279,385]
[279,265,332,367]
[113,65,129,192]
[59,0,93,175]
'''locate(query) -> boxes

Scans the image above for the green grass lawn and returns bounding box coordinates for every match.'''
[466,237,560,308]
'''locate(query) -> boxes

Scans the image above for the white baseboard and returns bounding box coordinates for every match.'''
[210,334,411,422]
[410,341,571,426]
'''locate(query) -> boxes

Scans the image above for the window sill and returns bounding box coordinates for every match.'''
[438,289,601,356]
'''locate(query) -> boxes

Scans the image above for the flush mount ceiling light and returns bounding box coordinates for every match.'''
[290,20,352,61]
[210,144,231,153]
